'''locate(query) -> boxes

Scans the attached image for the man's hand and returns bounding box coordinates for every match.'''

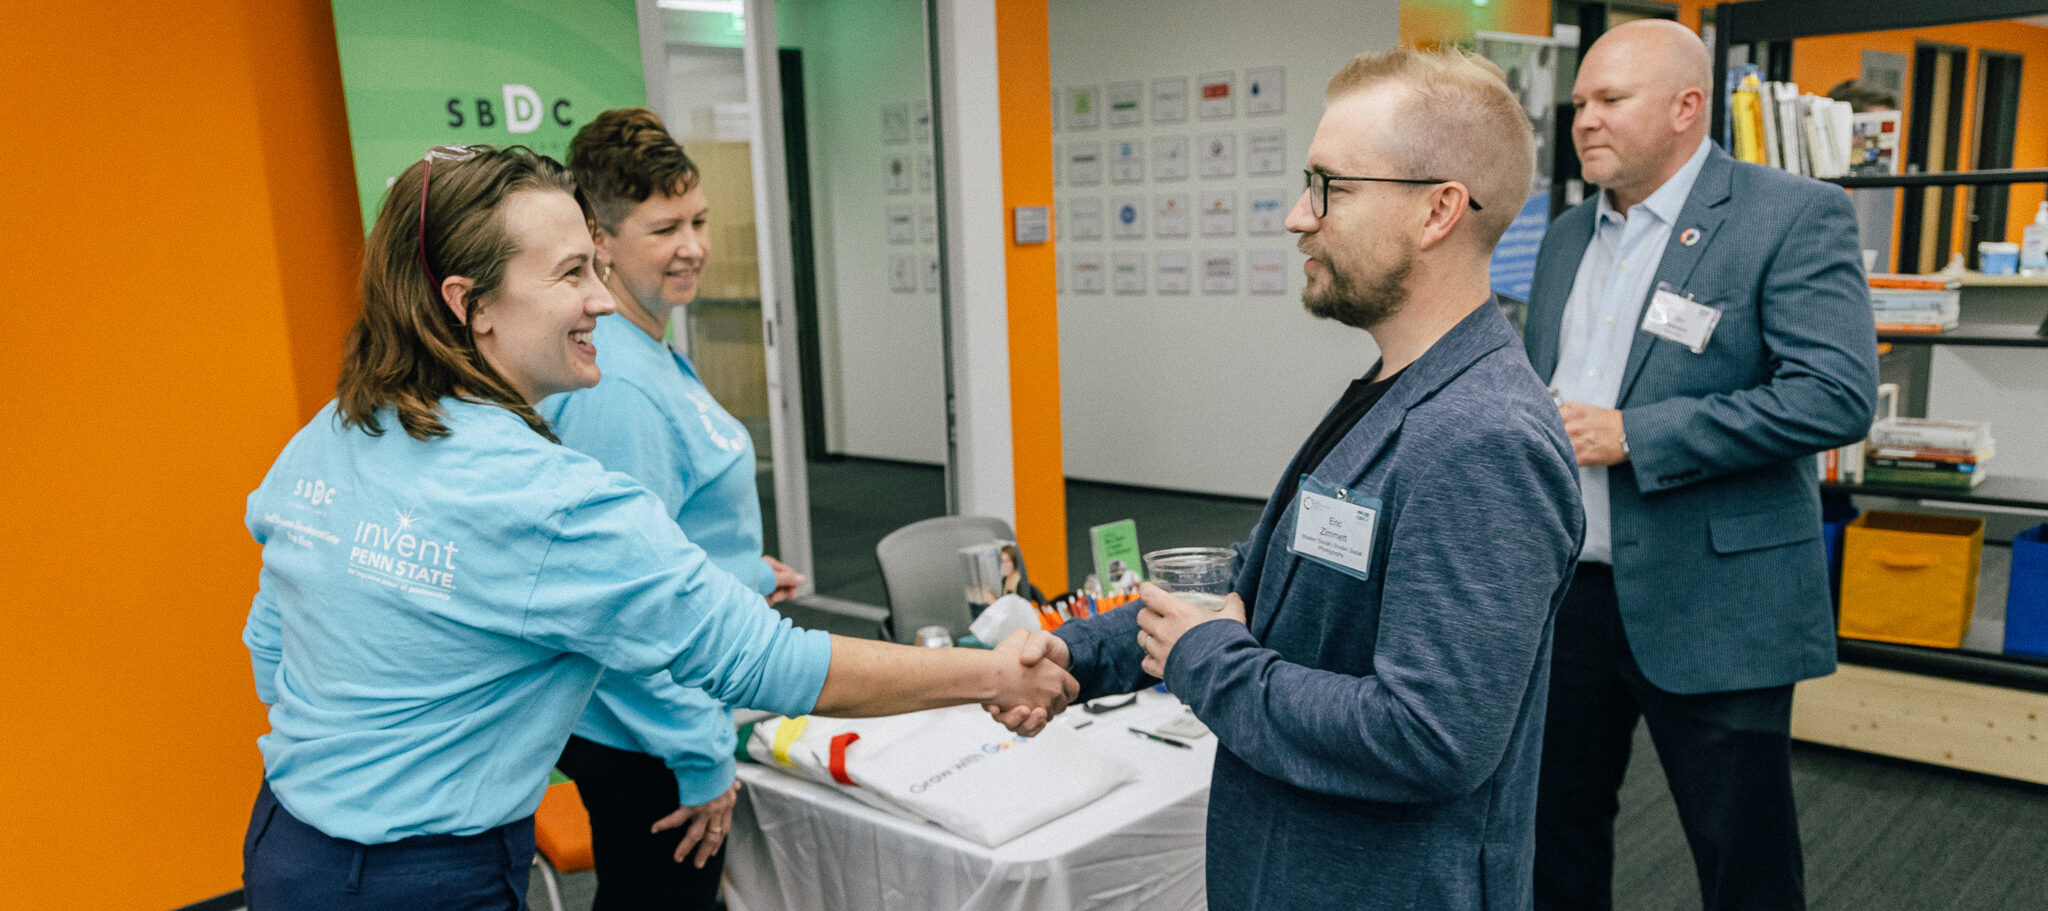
[649,779,741,868]
[762,555,805,604]
[1559,401,1629,466]
[985,630,1072,730]
[983,629,1079,736]
[1136,583,1246,679]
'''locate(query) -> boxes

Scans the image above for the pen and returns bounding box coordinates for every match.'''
[1129,727,1191,749]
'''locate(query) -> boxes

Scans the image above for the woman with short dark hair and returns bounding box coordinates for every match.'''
[538,108,792,909]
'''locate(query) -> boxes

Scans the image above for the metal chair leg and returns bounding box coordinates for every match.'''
[532,855,566,911]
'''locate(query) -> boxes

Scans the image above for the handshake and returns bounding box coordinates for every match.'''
[980,629,1076,736]
[977,582,1246,736]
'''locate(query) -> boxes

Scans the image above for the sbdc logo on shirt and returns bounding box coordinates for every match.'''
[443,84,575,135]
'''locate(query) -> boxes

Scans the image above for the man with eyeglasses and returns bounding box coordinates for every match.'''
[1524,21,1876,911]
[1024,47,1582,909]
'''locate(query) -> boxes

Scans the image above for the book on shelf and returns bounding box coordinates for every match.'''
[1723,68,1858,178]
[1868,273,1961,291]
[1861,465,1991,489]
[1868,443,1995,463]
[1869,417,1993,452]
[1867,456,1982,473]
[1848,110,1901,177]
[1819,440,1865,483]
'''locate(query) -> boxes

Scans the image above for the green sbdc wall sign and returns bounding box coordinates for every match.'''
[331,0,648,232]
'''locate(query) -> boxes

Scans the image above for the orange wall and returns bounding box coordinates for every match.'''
[0,0,358,906]
[996,0,1069,591]
[1399,0,1709,46]
[1792,22,2048,253]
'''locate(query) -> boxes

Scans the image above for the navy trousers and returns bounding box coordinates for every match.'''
[243,779,537,910]
[1533,563,1807,911]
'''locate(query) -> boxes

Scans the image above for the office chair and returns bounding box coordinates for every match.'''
[874,515,1017,643]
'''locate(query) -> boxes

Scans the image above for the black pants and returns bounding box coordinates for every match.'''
[1534,563,1806,911]
[243,779,535,910]
[555,735,726,911]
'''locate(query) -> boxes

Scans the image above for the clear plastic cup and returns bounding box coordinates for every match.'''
[916,625,955,648]
[1142,547,1238,611]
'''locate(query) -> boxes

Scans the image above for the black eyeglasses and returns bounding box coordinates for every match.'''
[1303,169,1482,219]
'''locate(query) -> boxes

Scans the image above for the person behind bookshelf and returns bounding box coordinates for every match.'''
[1826,80,1899,114]
[1829,80,1901,268]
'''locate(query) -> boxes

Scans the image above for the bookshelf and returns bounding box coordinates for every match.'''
[1714,0,2048,785]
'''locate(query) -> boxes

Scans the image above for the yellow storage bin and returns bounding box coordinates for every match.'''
[1839,511,1984,648]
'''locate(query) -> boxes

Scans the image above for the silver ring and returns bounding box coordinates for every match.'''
[1138,631,1152,648]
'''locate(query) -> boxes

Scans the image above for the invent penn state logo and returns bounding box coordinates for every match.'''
[348,507,462,598]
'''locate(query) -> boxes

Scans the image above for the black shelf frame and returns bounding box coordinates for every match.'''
[1877,323,2048,347]
[1828,167,2048,189]
[1824,476,2048,511]
[1838,639,2048,693]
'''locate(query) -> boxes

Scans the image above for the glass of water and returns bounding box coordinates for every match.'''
[1141,547,1239,611]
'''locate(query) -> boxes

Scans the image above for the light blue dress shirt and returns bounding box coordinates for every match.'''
[242,399,830,843]
[1554,137,1712,564]
[538,313,774,805]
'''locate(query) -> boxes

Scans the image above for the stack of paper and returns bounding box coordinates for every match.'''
[1868,273,1962,333]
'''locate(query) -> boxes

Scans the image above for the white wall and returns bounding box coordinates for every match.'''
[1050,0,1401,498]
[780,0,950,464]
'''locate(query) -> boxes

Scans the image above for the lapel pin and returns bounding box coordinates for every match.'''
[1680,227,1701,246]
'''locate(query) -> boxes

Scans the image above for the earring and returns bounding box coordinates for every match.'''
[597,260,614,283]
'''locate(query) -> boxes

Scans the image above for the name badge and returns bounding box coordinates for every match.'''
[1291,477,1380,580]
[1639,284,1721,354]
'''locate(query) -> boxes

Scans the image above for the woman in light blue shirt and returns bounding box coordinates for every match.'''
[240,146,1074,910]
[535,108,792,908]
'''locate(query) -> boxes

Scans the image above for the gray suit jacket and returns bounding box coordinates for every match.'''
[1524,146,1878,695]
[1060,302,1582,910]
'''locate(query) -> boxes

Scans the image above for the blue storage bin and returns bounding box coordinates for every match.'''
[1823,500,1859,607]
[2006,524,2048,659]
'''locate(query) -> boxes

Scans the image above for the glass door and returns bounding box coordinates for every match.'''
[650,0,956,604]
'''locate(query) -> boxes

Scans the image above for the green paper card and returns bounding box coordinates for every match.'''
[1090,519,1144,587]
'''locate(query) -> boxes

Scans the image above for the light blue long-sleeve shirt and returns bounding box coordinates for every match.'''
[537,313,774,805]
[242,399,831,844]
[1554,137,1711,563]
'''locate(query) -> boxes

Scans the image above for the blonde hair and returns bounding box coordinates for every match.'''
[1326,46,1535,248]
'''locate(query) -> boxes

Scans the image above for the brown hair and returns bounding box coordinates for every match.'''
[569,108,700,233]
[1326,46,1535,249]
[337,145,579,442]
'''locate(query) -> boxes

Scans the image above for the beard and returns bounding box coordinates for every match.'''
[1299,236,1412,330]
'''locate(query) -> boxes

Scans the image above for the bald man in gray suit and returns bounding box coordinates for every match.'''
[1522,21,1878,911]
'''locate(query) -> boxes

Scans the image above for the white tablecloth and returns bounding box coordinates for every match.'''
[724,689,1215,911]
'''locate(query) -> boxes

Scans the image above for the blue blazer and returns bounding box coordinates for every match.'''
[1060,302,1582,910]
[1523,146,1878,695]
